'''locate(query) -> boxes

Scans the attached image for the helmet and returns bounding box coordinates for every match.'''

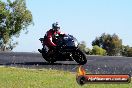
[52,22,60,30]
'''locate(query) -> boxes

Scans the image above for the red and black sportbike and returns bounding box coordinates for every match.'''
[38,34,87,65]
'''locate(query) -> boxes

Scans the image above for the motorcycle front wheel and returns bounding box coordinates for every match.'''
[73,49,87,65]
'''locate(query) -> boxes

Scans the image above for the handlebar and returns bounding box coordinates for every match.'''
[39,38,44,41]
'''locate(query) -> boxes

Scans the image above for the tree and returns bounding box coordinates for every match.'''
[0,0,33,51]
[121,45,130,56]
[84,47,92,55]
[127,48,132,57]
[121,45,132,57]
[92,33,122,56]
[91,45,106,56]
[78,41,91,55]
[78,41,86,52]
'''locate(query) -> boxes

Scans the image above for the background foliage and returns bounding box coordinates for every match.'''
[0,0,33,51]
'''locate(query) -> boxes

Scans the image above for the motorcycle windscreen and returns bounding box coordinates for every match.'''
[64,37,78,47]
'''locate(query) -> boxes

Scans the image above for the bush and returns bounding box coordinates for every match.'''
[91,45,107,56]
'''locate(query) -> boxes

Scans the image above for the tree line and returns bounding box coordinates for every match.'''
[79,33,132,57]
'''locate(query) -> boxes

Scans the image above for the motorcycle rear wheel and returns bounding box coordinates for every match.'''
[42,50,56,64]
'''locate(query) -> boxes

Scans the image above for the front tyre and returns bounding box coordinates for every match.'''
[73,49,87,65]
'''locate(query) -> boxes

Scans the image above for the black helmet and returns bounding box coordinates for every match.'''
[52,22,60,30]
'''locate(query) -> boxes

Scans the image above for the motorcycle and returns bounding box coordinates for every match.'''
[38,34,87,65]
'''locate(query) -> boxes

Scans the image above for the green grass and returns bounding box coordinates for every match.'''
[0,66,131,88]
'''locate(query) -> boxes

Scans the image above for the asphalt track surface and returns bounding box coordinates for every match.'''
[0,52,132,75]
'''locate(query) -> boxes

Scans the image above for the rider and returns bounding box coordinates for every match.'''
[38,22,65,53]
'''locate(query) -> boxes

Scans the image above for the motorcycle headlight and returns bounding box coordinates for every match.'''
[74,41,78,47]
[64,37,68,40]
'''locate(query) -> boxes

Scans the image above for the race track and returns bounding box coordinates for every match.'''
[0,52,132,75]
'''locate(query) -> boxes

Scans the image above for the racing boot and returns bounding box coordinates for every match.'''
[38,49,42,53]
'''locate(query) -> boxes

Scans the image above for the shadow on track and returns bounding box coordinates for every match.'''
[16,62,78,65]
[4,61,79,66]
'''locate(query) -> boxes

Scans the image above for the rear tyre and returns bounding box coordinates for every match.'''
[73,49,87,65]
[42,49,56,64]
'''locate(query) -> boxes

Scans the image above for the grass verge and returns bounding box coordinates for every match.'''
[0,66,131,88]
